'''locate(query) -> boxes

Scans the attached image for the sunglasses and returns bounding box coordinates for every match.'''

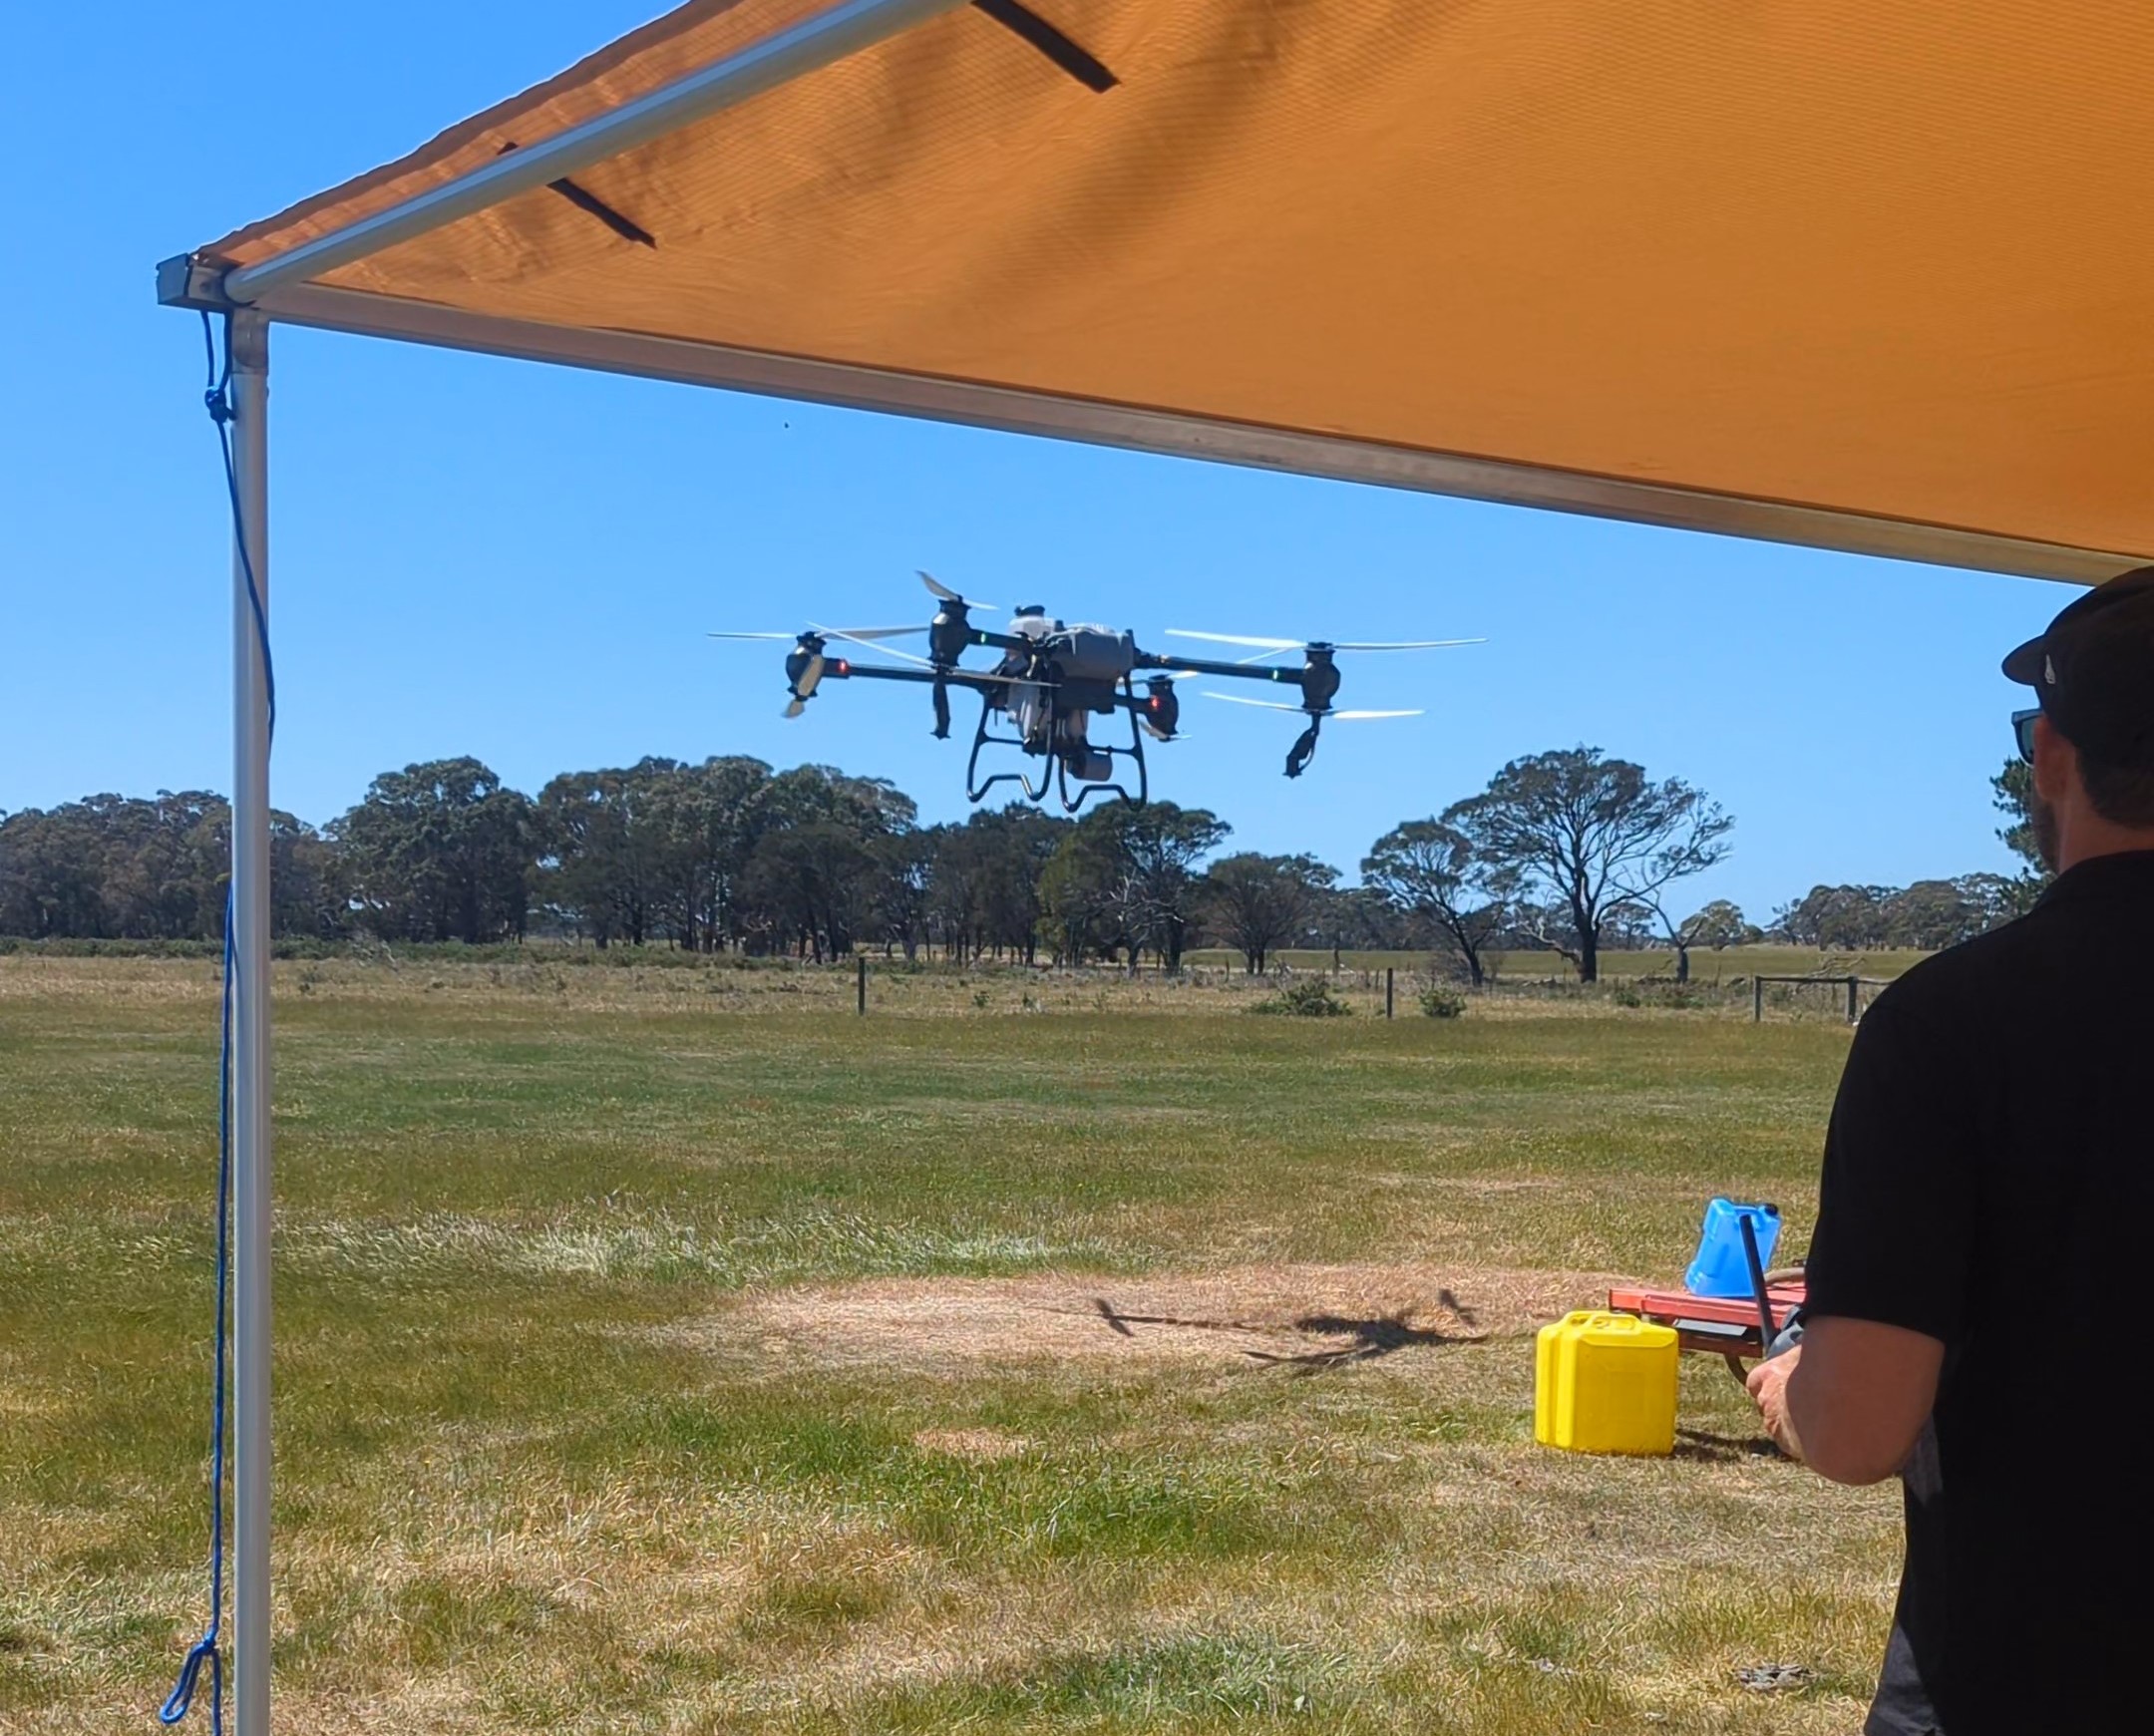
[2012,707,2040,763]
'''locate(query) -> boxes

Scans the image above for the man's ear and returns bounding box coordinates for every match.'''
[2031,713,2076,805]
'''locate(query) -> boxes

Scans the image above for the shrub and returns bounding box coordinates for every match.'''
[1613,981,1707,1010]
[1419,985,1467,1019]
[1252,979,1353,1018]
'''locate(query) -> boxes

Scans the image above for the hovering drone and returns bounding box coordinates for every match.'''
[711,573,1483,811]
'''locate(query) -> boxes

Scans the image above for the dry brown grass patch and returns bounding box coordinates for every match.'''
[702,1261,1622,1376]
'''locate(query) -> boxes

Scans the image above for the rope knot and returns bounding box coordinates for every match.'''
[160,1631,221,1727]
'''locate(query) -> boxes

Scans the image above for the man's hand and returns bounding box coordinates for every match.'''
[1746,1316,1944,1485]
[1746,1346,1806,1461]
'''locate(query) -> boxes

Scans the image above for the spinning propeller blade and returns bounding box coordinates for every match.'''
[1166,629,1301,649]
[919,570,999,611]
[815,624,934,665]
[1328,638,1486,652]
[1201,692,1304,712]
[1200,693,1422,721]
[810,624,1027,683]
[710,624,924,641]
[1168,629,1485,656]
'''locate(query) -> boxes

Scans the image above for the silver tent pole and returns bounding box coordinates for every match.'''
[226,307,274,1736]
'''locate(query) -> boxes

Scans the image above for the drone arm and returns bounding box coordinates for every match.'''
[966,628,1035,654]
[1135,649,1303,687]
[825,662,1011,697]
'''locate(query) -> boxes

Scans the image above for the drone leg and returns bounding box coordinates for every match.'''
[1057,755,1136,812]
[931,678,950,740]
[966,690,1048,805]
[1285,720,1320,780]
[1122,678,1149,808]
[964,699,994,802]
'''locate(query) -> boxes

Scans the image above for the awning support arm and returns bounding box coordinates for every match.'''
[209,0,970,306]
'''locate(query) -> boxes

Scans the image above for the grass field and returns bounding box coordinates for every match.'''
[2,956,1905,1734]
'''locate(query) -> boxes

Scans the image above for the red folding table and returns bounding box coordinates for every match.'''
[1606,1278,1807,1378]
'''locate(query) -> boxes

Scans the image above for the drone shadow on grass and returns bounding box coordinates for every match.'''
[1084,1291,1487,1375]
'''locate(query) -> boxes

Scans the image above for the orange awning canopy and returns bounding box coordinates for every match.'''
[175,0,2154,582]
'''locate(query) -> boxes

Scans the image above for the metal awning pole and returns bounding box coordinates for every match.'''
[227,308,274,1736]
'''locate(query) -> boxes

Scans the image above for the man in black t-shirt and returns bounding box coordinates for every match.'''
[1747,565,2154,1735]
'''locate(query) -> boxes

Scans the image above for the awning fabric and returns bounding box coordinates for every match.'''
[193,0,2154,582]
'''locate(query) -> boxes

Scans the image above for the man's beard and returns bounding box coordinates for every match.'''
[2031,788,2061,872]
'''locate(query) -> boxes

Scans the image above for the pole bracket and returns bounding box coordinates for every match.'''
[158,253,238,312]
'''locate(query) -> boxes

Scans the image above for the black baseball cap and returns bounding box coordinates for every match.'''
[2002,565,2154,760]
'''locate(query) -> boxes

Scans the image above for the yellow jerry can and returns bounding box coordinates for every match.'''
[1535,1310,1679,1457]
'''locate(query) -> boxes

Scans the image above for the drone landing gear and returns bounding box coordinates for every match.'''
[964,693,1048,804]
[962,686,1155,811]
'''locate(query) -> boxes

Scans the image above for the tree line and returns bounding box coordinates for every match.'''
[0,746,2041,981]
[1756,761,2046,953]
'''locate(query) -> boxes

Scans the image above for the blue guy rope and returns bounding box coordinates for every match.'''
[164,310,275,1735]
[160,916,234,1733]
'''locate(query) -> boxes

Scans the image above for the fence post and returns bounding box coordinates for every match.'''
[1385,966,1394,1020]
[1752,976,1763,1023]
[1846,974,1859,1025]
[857,953,868,1016]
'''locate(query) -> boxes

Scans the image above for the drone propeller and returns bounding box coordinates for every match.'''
[710,624,923,642]
[815,624,935,665]
[919,570,1000,612]
[1166,630,1300,650]
[783,646,827,718]
[1165,628,1485,656]
[1330,638,1483,652]
[1200,692,1424,720]
[811,624,1029,684]
[1202,692,1301,712]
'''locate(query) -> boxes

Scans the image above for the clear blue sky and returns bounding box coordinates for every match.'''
[2,2,2064,920]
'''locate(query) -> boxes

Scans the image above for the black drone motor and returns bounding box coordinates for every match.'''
[1280,648,1343,778]
[1298,646,1343,711]
[925,599,978,738]
[927,596,976,668]
[1139,674,1181,740]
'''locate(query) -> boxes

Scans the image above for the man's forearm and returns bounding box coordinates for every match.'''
[1776,1317,1944,1486]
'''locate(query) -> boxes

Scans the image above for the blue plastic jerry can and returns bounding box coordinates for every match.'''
[1684,1198,1781,1298]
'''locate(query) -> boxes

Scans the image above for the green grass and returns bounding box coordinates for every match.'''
[2,957,1901,1733]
